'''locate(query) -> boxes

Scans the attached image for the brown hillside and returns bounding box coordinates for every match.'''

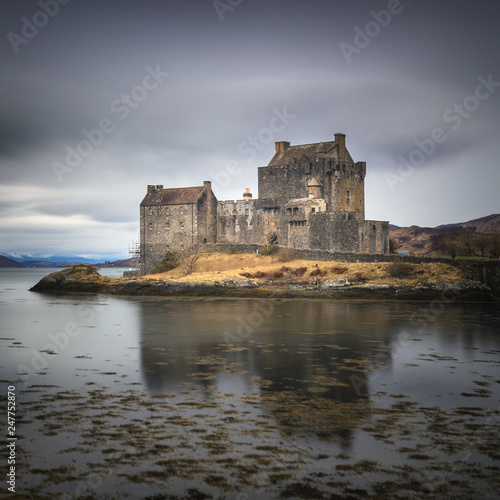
[390,214,500,257]
[436,214,500,233]
[389,226,447,257]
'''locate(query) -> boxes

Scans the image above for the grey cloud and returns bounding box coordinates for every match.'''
[0,0,499,258]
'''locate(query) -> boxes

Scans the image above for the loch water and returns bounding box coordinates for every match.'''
[1,268,499,499]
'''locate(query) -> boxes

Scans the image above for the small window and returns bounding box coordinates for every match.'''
[233,209,237,216]
[286,208,292,216]
[311,208,315,213]
[180,206,184,214]
[256,209,260,214]
[149,208,153,216]
[165,207,170,215]
[148,222,153,230]
[293,207,299,215]
[181,244,184,250]
[180,222,184,229]
[166,222,170,230]
[347,191,351,206]
[245,208,249,215]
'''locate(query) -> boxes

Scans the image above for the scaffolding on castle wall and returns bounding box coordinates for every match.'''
[128,241,140,270]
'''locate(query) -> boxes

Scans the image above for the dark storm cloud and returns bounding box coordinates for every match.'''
[0,0,499,257]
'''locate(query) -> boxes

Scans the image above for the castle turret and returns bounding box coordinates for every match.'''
[243,188,253,200]
[307,177,323,199]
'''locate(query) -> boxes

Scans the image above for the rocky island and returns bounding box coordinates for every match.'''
[30,253,499,301]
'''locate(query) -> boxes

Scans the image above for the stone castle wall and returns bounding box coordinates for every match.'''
[141,202,199,273]
[140,134,390,273]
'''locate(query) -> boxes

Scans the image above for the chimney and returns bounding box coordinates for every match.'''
[147,185,155,194]
[334,133,346,163]
[275,141,291,153]
[243,188,253,200]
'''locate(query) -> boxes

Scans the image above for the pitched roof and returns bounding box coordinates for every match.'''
[162,186,204,205]
[286,198,323,207]
[269,141,353,166]
[307,177,323,187]
[141,186,204,206]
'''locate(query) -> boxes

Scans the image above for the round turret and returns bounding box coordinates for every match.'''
[307,177,323,199]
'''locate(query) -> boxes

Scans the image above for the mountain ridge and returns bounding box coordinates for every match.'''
[390,214,500,257]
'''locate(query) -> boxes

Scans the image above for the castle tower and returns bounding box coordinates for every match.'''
[203,181,217,243]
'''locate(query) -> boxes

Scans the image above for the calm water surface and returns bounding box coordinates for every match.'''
[1,268,499,499]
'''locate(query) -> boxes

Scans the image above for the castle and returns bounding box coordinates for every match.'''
[140,133,389,273]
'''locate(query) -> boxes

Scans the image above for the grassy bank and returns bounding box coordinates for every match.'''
[145,252,467,287]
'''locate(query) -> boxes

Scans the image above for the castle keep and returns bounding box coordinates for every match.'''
[140,133,389,273]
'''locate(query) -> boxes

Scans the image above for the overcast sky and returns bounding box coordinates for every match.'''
[1,0,499,260]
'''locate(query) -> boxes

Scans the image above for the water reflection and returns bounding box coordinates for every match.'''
[4,270,500,498]
[132,299,413,449]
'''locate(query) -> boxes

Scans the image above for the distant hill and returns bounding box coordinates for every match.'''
[95,257,139,268]
[436,213,500,233]
[390,214,500,257]
[0,255,25,268]
[21,260,88,268]
[16,256,138,268]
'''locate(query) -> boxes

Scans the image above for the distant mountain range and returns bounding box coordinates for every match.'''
[0,255,25,268]
[390,214,500,257]
[0,255,138,268]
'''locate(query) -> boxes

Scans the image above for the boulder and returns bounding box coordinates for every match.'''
[30,264,105,293]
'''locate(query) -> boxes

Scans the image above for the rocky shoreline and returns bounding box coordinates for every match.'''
[29,264,498,301]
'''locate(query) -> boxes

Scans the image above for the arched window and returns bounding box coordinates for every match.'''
[286,208,292,216]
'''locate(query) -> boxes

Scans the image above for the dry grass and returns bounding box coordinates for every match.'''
[143,252,465,285]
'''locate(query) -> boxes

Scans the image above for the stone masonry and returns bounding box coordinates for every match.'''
[140,133,389,273]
